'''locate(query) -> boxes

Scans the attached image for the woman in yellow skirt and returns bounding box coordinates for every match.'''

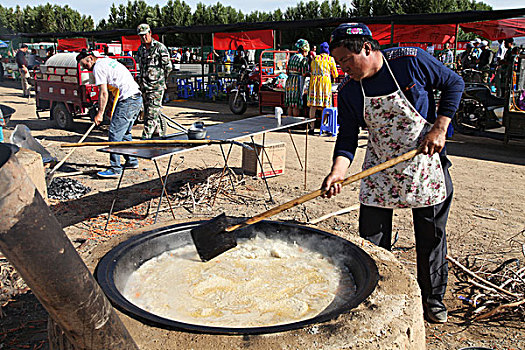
[307,42,338,120]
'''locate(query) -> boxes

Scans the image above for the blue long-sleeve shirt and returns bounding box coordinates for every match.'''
[334,47,464,161]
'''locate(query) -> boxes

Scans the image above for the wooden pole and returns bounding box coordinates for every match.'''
[0,144,138,350]
[390,21,395,46]
[453,23,459,70]
[61,139,232,147]
[201,33,205,96]
[227,149,420,232]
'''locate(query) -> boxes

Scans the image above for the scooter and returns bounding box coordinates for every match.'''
[453,81,506,134]
[227,65,260,115]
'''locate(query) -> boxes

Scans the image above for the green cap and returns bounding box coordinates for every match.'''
[137,23,150,35]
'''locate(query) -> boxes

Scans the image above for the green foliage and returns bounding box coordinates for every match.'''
[0,0,493,46]
[0,4,94,35]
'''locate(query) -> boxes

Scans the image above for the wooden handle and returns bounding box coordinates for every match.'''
[226,149,420,232]
[49,123,96,175]
[61,139,220,147]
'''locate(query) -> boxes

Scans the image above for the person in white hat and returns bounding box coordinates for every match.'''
[471,38,482,60]
[477,40,493,82]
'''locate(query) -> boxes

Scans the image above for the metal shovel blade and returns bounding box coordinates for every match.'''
[9,124,56,163]
[190,213,237,261]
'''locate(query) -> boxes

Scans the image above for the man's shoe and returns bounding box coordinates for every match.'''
[424,298,448,323]
[97,169,121,178]
[123,162,139,169]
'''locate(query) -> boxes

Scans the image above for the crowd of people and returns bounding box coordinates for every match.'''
[283,38,339,127]
[427,37,520,97]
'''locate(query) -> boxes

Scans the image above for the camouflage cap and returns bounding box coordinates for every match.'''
[137,23,151,35]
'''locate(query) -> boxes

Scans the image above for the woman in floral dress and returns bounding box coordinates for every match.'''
[285,39,310,117]
[307,42,338,120]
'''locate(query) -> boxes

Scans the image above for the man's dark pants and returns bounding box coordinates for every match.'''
[359,156,453,304]
[108,94,142,173]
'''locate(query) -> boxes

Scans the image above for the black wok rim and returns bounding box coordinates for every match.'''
[95,220,379,335]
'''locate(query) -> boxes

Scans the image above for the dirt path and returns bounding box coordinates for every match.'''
[1,80,524,349]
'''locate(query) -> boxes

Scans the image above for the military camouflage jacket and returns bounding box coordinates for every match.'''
[137,38,172,91]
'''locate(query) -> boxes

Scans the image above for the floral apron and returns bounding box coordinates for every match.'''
[359,58,447,208]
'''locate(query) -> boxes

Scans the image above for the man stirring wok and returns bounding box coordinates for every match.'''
[321,23,464,323]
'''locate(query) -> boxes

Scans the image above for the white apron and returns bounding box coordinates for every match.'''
[359,58,447,208]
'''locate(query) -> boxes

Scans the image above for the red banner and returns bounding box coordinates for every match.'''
[367,24,457,46]
[213,30,274,50]
[460,18,525,40]
[57,38,88,52]
[121,35,160,52]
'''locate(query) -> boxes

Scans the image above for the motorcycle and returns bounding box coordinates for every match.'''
[454,79,506,134]
[227,65,260,115]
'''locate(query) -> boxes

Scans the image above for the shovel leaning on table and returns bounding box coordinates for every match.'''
[190,149,421,262]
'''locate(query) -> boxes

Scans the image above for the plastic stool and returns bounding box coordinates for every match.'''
[177,79,187,98]
[196,78,203,91]
[319,107,339,136]
[446,123,454,138]
[184,82,194,98]
[206,83,219,99]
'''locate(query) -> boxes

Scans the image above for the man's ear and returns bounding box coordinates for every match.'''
[364,42,371,56]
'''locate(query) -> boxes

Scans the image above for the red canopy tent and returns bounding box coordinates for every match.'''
[460,18,525,40]
[121,34,160,52]
[367,23,457,46]
[57,38,88,52]
[213,29,274,50]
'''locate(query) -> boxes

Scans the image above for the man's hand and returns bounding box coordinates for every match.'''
[94,113,104,126]
[321,156,351,198]
[420,115,450,156]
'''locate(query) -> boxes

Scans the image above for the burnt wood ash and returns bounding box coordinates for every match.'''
[47,177,91,200]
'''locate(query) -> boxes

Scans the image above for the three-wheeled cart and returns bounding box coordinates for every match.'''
[34,53,138,130]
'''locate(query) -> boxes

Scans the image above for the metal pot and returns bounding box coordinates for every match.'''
[96,220,379,335]
[187,122,206,140]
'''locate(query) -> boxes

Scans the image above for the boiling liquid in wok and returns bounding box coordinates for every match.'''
[123,235,356,327]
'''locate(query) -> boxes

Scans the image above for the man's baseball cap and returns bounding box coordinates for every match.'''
[20,44,28,49]
[137,23,150,35]
[481,40,488,47]
[330,23,373,43]
[76,50,93,63]
[474,38,481,44]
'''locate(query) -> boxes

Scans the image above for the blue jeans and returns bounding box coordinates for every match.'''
[108,94,142,173]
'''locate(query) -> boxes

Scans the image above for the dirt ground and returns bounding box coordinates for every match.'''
[1,78,524,349]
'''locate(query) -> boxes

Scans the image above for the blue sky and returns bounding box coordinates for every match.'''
[1,0,523,23]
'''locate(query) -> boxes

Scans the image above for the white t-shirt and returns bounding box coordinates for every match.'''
[93,57,140,101]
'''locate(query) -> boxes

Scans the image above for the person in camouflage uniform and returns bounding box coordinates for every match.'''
[137,23,172,138]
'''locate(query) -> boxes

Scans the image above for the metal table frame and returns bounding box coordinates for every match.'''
[98,115,314,229]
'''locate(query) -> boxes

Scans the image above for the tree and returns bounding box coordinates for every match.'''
[0,0,496,48]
